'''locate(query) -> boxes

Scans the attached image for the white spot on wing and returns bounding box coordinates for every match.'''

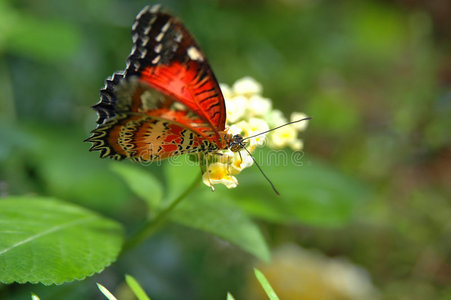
[172,102,188,111]
[155,32,164,42]
[161,22,171,32]
[187,46,204,61]
[150,4,161,13]
[152,55,160,64]
[142,36,150,46]
[130,45,137,56]
[137,6,149,18]
[155,44,162,53]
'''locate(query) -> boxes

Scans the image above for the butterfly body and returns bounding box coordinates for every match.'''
[86,5,242,162]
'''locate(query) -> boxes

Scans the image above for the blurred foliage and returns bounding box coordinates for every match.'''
[0,0,450,299]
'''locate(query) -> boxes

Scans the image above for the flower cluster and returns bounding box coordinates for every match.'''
[202,77,309,190]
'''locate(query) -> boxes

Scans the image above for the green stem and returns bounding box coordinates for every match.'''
[121,173,201,254]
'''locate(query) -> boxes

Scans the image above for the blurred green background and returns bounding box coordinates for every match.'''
[1,0,450,299]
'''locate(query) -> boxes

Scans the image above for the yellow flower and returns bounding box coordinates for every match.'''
[232,76,263,97]
[202,162,238,189]
[229,150,254,175]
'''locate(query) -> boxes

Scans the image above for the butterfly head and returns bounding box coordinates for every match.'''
[228,134,246,152]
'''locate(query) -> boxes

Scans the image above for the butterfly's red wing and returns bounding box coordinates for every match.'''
[126,5,226,136]
[86,5,227,161]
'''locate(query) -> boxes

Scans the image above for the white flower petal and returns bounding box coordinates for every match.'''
[225,95,248,123]
[246,118,269,146]
[269,125,298,149]
[290,112,309,131]
[248,95,272,117]
[227,124,244,136]
[232,76,262,97]
[290,139,304,151]
[220,83,233,100]
[266,109,288,127]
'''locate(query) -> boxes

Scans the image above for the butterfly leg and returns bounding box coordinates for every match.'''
[226,153,232,177]
[199,152,215,192]
[205,153,215,192]
[235,150,244,174]
[197,153,205,174]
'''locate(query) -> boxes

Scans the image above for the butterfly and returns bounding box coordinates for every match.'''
[86,5,245,162]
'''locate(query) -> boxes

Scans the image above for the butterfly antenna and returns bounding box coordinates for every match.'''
[243,117,312,141]
[241,144,280,196]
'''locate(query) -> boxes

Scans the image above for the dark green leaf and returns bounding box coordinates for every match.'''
[170,190,270,262]
[230,153,370,227]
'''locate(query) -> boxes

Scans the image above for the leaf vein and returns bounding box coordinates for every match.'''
[0,216,97,256]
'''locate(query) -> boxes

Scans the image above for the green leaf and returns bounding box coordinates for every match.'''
[254,268,279,300]
[170,190,271,262]
[0,196,124,285]
[111,163,163,210]
[125,274,151,300]
[226,292,236,300]
[231,153,370,227]
[97,283,118,300]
